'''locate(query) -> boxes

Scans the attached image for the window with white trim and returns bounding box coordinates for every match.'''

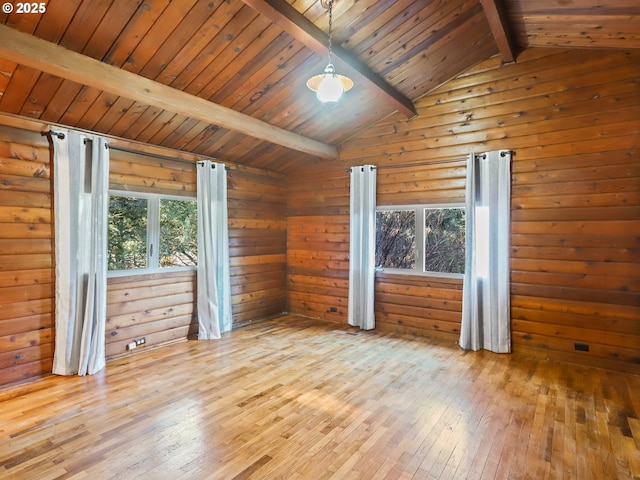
[108,191,197,275]
[375,205,465,277]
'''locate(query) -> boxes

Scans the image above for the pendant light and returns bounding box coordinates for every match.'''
[306,0,353,104]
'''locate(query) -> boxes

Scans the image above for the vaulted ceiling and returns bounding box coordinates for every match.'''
[0,0,637,172]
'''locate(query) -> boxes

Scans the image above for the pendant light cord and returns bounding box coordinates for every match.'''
[327,0,334,65]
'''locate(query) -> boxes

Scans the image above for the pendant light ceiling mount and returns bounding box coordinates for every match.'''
[306,0,353,105]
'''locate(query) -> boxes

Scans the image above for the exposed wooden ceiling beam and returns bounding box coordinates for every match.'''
[480,0,517,63]
[240,0,418,119]
[0,24,337,160]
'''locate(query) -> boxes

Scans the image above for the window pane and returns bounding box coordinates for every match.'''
[108,196,148,270]
[159,199,198,267]
[424,208,465,274]
[375,210,416,269]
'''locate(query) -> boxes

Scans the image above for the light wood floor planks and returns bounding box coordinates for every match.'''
[1,315,639,479]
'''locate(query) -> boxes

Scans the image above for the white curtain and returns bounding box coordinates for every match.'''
[459,150,511,353]
[196,161,232,339]
[348,165,377,330]
[51,129,109,376]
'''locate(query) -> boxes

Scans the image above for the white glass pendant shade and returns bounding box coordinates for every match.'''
[305,0,353,104]
[317,72,343,103]
[306,64,354,104]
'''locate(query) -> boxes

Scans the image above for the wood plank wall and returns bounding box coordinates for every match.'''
[287,48,640,374]
[106,271,197,358]
[104,146,288,361]
[0,125,53,386]
[105,148,198,359]
[0,121,287,388]
[287,162,466,338]
[228,167,288,326]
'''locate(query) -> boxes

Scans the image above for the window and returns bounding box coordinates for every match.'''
[108,196,148,270]
[375,205,465,277]
[108,192,197,275]
[159,199,198,268]
[375,209,416,270]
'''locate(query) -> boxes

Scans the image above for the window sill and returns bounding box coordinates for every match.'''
[375,268,463,281]
[107,266,197,279]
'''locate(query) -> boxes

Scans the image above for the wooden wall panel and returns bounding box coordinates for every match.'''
[375,164,465,346]
[0,118,287,388]
[106,271,197,358]
[375,273,463,341]
[287,48,640,373]
[104,148,198,360]
[287,169,350,323]
[103,146,288,359]
[227,168,287,326]
[286,160,466,342]
[0,125,53,387]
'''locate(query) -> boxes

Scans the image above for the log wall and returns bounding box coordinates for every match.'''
[0,126,53,386]
[287,48,640,373]
[0,119,287,388]
[105,148,198,359]
[106,271,197,358]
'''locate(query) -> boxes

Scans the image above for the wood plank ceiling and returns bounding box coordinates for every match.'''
[0,0,637,172]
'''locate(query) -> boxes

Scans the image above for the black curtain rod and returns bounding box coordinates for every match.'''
[345,151,513,172]
[49,129,66,139]
[49,129,230,169]
[109,144,230,169]
[346,157,467,172]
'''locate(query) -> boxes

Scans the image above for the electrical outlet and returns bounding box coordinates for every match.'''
[574,343,589,352]
[135,337,146,346]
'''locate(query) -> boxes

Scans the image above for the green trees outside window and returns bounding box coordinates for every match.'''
[108,196,148,270]
[108,193,197,273]
[159,199,197,268]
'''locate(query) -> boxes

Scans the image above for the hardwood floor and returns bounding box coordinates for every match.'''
[1,315,639,479]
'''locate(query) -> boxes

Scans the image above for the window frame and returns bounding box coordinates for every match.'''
[375,203,465,279]
[108,190,197,278]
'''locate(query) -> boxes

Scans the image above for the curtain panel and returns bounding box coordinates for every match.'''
[51,129,110,376]
[348,165,377,330]
[459,150,512,353]
[196,161,232,339]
